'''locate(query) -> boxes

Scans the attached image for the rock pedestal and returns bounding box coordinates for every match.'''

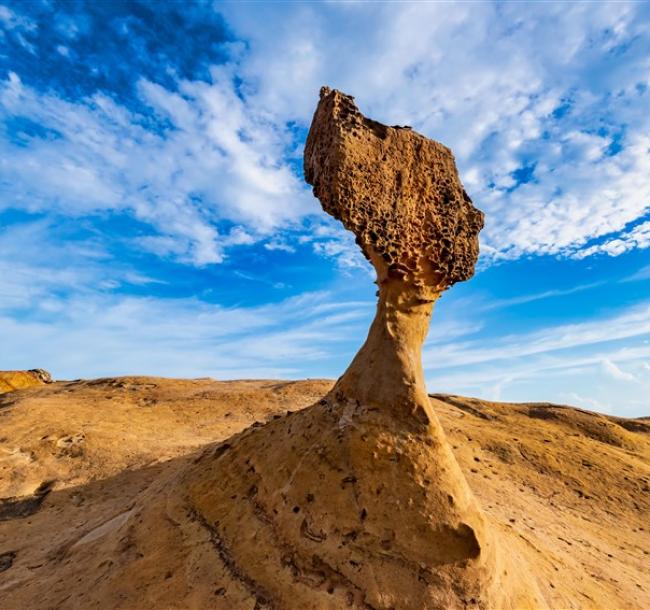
[182,89,544,609]
[53,89,545,610]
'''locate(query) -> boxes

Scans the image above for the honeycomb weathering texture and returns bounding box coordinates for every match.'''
[304,86,484,289]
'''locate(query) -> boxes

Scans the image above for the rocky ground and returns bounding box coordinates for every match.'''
[1,377,648,609]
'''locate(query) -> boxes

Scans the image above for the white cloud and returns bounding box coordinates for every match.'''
[218,1,650,263]
[264,240,295,253]
[423,303,650,370]
[0,68,316,266]
[304,219,369,272]
[3,3,650,267]
[0,219,374,378]
[601,358,637,382]
[574,220,650,259]
[0,287,372,380]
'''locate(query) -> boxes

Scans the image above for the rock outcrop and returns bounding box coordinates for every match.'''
[179,88,544,608]
[304,87,484,422]
[0,369,52,394]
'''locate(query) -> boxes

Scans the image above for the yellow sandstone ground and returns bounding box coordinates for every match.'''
[0,370,50,395]
[0,377,648,609]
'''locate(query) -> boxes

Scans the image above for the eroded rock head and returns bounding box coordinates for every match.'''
[304,87,483,290]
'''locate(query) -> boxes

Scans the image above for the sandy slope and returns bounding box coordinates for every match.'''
[0,377,648,609]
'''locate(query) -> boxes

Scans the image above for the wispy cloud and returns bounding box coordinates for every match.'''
[424,303,650,370]
[622,264,650,283]
[0,68,315,266]
[0,4,36,33]
[479,282,605,311]
[0,288,371,379]
[561,392,609,413]
[601,358,637,382]
[424,304,650,415]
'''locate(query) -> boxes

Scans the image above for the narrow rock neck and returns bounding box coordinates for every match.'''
[330,278,441,421]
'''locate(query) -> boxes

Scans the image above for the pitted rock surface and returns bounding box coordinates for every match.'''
[304,87,483,290]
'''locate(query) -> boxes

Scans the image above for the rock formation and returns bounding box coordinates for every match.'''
[0,369,52,394]
[178,89,544,608]
[0,91,550,610]
[304,86,483,423]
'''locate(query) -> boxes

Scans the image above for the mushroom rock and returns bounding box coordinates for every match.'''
[179,89,545,609]
[63,89,545,610]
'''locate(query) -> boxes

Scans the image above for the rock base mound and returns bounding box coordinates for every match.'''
[1,378,649,609]
[179,397,542,609]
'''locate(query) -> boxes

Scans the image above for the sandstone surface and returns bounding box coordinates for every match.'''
[0,378,648,609]
[304,87,483,289]
[0,370,51,395]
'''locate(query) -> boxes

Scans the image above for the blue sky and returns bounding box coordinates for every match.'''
[1,1,649,416]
